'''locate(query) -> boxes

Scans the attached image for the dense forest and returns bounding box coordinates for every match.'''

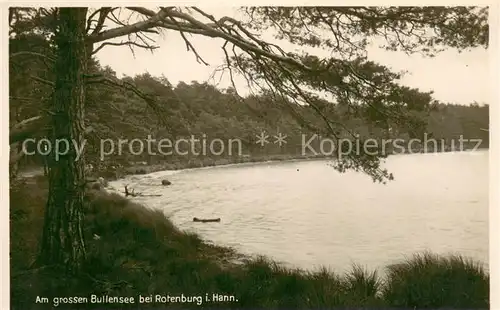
[11,55,489,174]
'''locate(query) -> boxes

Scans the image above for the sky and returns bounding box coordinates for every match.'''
[95,7,490,106]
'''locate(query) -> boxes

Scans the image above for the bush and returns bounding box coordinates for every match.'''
[382,251,489,308]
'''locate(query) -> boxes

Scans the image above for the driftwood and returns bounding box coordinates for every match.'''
[193,217,221,223]
[124,185,140,197]
[124,185,161,197]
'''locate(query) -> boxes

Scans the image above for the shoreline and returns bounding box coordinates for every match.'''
[16,148,489,182]
[117,154,329,180]
[117,148,489,181]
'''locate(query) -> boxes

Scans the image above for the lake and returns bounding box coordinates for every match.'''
[109,151,489,274]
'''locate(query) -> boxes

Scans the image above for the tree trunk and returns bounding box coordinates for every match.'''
[39,8,88,273]
[43,153,49,176]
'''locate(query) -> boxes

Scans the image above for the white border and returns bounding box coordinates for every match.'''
[488,2,499,309]
[2,2,10,309]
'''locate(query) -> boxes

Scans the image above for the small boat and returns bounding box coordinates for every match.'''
[193,217,221,223]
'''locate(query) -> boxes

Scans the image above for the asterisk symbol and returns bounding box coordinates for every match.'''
[255,131,269,147]
[274,132,287,146]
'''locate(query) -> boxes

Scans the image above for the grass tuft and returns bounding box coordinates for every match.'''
[382,251,489,308]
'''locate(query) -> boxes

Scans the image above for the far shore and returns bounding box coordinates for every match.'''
[117,147,489,180]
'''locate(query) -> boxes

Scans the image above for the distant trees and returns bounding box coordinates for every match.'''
[11,57,490,168]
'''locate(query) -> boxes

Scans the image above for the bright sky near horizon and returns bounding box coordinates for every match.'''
[95,7,490,106]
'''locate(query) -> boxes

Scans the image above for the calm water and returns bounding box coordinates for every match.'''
[110,151,489,273]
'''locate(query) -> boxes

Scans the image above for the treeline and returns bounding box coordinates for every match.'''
[10,33,489,171]
[93,71,489,161]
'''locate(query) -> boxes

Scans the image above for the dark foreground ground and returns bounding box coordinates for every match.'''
[10,174,489,309]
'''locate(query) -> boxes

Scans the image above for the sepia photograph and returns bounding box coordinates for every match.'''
[7,4,495,309]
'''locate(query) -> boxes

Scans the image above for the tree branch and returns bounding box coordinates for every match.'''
[10,51,55,63]
[89,7,315,73]
[87,8,170,43]
[91,7,114,35]
[167,15,209,65]
[31,75,54,86]
[9,115,49,145]
[91,40,159,55]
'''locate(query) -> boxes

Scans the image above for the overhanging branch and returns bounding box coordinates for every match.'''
[88,7,314,73]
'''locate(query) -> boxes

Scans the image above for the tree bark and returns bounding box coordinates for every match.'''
[43,152,49,176]
[39,8,88,273]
